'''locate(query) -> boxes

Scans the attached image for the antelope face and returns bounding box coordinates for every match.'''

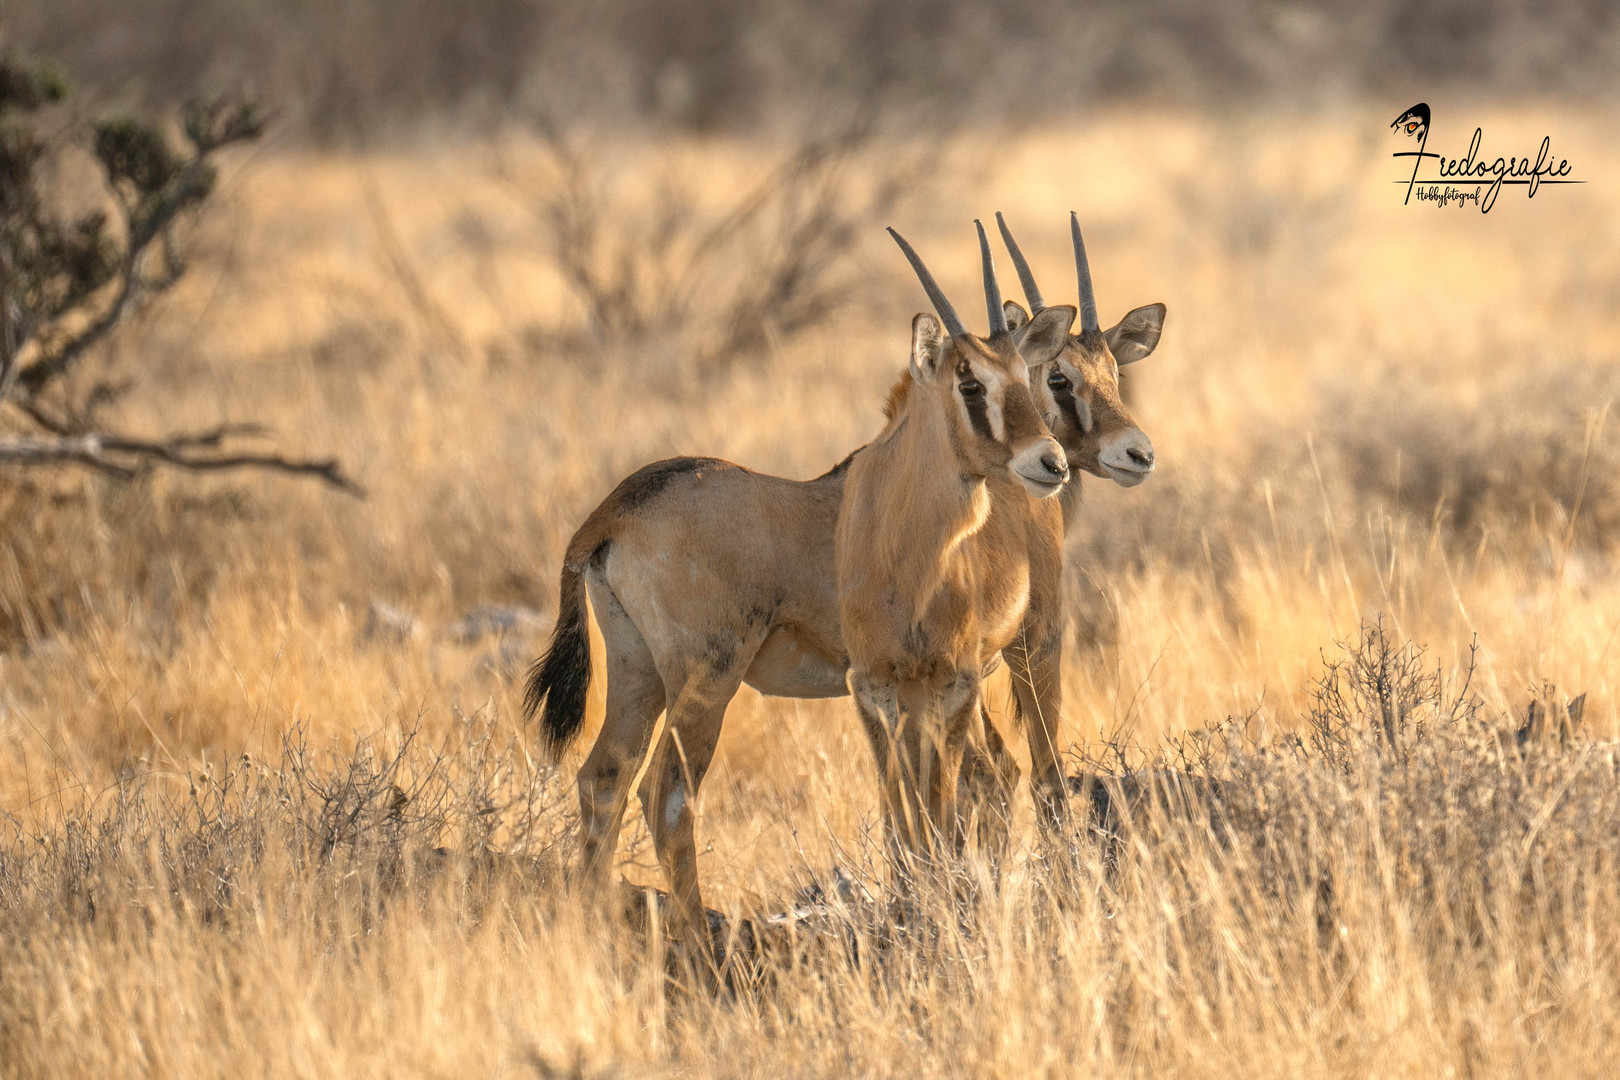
[889,221,1068,500]
[933,330,1069,498]
[1041,315,1163,487]
[994,212,1166,489]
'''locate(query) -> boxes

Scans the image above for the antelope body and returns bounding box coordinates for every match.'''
[525,215,1165,931]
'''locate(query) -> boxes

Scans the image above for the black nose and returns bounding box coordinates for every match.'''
[1126,446,1154,469]
[1041,452,1068,479]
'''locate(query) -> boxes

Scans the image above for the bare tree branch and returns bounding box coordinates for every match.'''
[0,62,357,498]
[0,435,137,476]
[0,430,364,495]
[14,158,216,397]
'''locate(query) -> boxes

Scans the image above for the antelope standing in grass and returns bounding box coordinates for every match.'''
[837,222,1070,865]
[525,216,1164,932]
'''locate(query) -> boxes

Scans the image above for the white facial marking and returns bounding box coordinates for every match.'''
[957,359,1009,443]
[984,367,1006,441]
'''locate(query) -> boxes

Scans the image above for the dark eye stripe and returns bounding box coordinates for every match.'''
[964,386,994,441]
[1051,382,1090,434]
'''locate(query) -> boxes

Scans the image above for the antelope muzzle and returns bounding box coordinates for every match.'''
[1097,427,1155,487]
[1011,431,1069,497]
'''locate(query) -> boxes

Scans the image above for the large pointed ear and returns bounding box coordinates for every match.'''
[1003,300,1029,334]
[1015,304,1076,366]
[1106,303,1166,366]
[910,313,946,382]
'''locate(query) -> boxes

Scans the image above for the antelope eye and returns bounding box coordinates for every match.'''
[959,378,983,396]
[1046,372,1069,389]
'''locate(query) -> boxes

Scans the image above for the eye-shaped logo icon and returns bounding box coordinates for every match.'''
[1390,103,1430,143]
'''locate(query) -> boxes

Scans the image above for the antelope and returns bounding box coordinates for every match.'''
[985,210,1166,838]
[836,221,1071,868]
[524,216,1165,933]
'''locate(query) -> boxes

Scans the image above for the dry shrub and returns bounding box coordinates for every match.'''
[1061,624,1620,1071]
[509,120,925,378]
[0,717,573,932]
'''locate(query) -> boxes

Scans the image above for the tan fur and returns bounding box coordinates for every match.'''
[881,372,914,423]
[563,457,850,938]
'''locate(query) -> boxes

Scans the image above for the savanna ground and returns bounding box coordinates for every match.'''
[2,106,1619,1075]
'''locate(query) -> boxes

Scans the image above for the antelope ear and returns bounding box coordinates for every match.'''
[910,312,946,382]
[1003,300,1029,334]
[1016,305,1076,366]
[1106,303,1166,366]
[1568,693,1587,730]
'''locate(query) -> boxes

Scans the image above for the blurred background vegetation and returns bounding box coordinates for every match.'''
[14,0,1618,140]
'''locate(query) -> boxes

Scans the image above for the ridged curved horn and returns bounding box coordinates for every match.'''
[994,211,1044,311]
[1070,211,1099,336]
[887,227,965,338]
[976,219,1008,337]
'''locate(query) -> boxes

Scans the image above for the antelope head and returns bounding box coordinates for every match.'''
[994,211,1166,488]
[887,221,1069,498]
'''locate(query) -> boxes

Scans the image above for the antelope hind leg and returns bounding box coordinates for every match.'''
[638,645,758,956]
[576,573,666,890]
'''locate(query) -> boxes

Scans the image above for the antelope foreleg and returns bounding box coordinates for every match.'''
[849,672,928,875]
[932,671,982,856]
[959,701,1020,858]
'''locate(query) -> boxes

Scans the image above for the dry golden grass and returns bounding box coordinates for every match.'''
[1,107,1618,1076]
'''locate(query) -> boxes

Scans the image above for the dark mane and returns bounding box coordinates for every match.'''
[602,456,722,515]
[815,447,863,480]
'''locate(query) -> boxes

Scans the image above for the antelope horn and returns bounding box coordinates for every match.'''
[1070,211,1100,336]
[994,211,1044,311]
[976,219,1008,337]
[887,227,965,338]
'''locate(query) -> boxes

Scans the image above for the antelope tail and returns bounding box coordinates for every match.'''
[524,514,614,755]
[524,561,592,755]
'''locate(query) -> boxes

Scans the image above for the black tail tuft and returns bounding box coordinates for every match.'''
[524,563,592,756]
